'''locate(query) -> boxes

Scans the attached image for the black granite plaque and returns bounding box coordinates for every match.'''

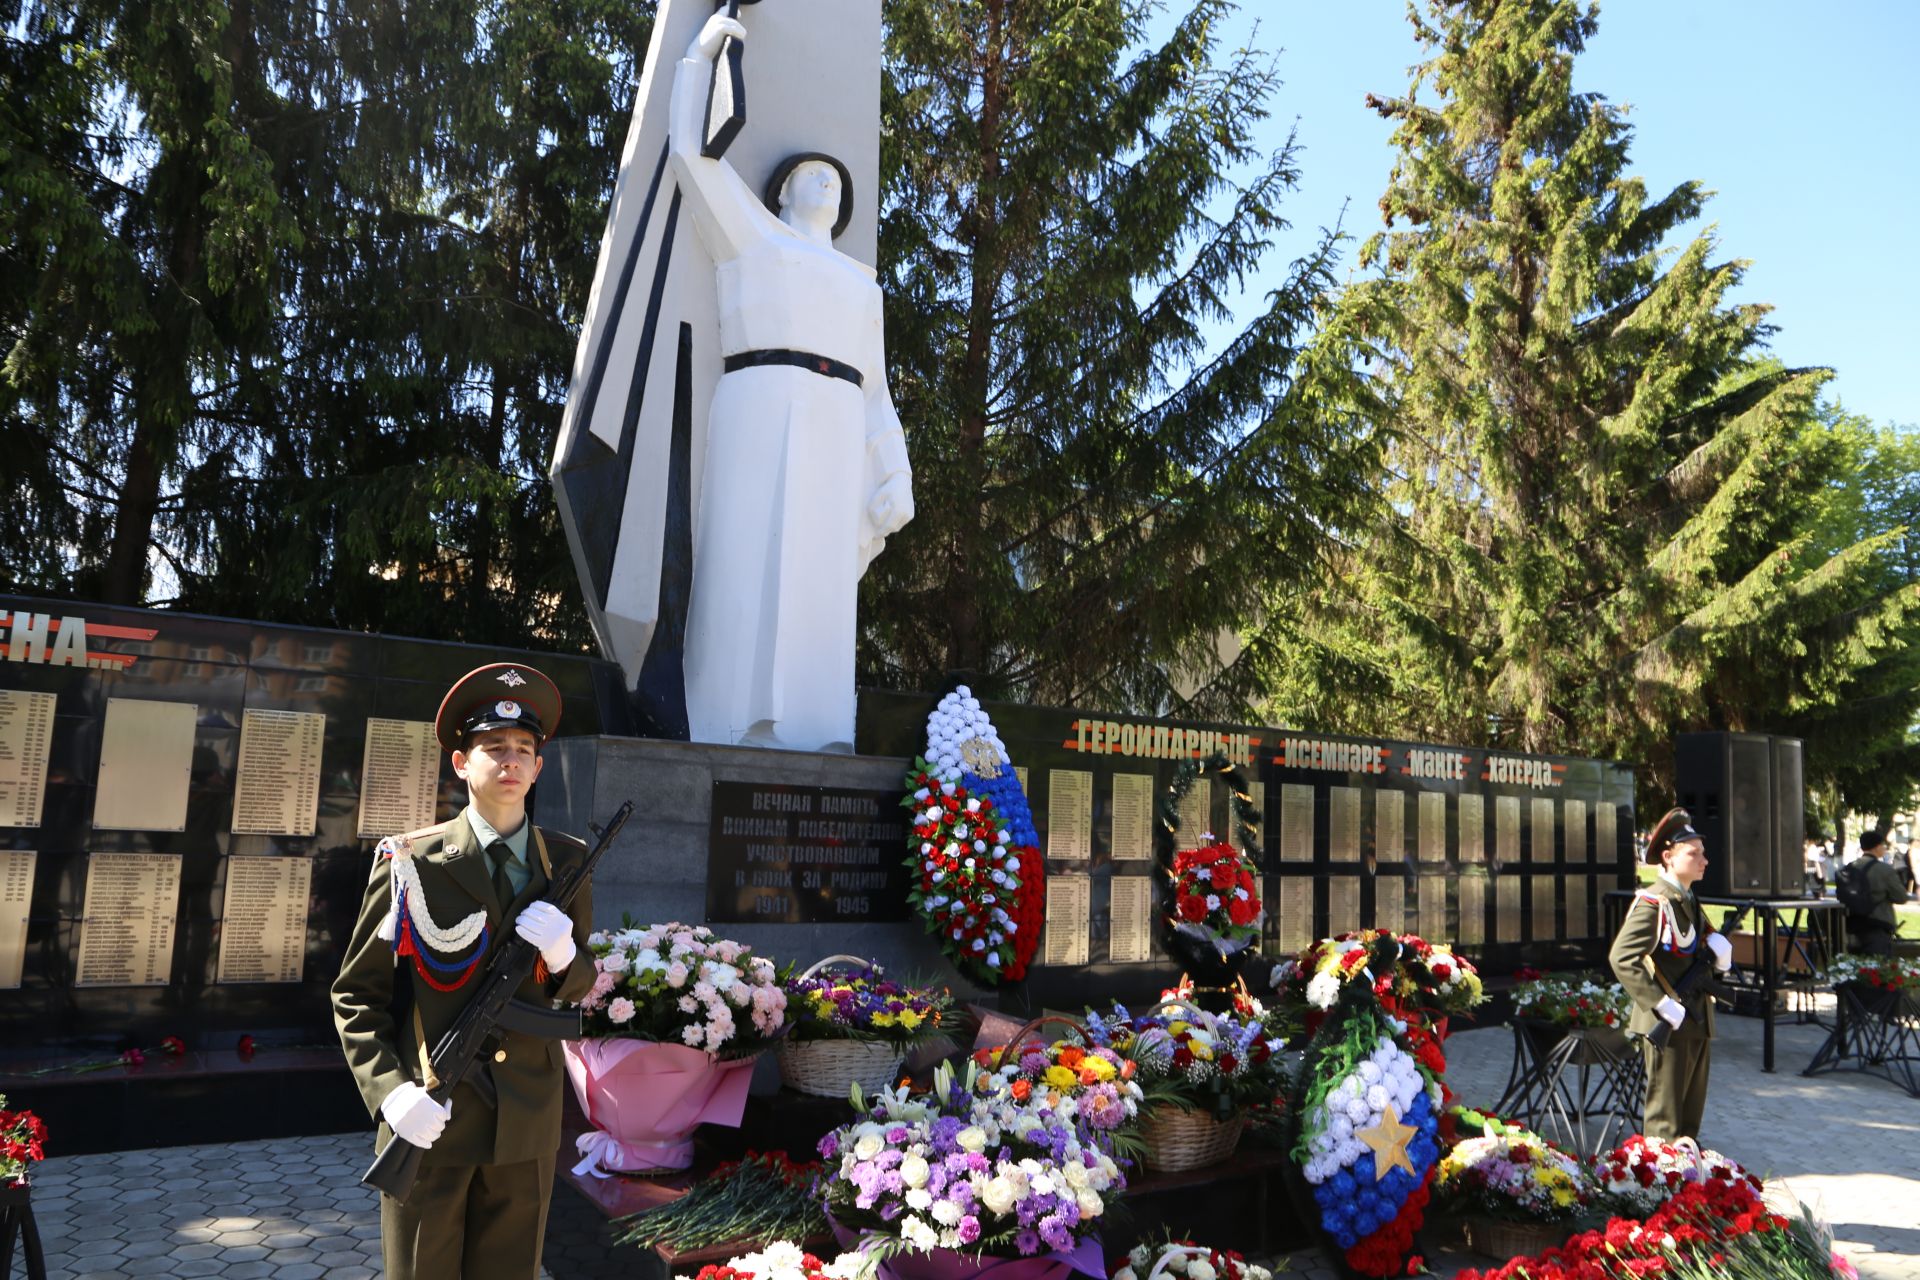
[705,780,910,923]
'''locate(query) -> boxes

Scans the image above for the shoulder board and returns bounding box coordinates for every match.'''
[1633,890,1663,907]
[376,820,451,859]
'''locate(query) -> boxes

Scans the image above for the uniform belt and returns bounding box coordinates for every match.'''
[722,348,864,388]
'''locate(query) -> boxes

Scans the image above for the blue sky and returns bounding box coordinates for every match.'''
[1172,1,1919,428]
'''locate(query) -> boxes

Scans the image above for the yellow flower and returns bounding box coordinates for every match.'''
[1043,1065,1079,1091]
[1189,1040,1214,1061]
[898,1009,925,1030]
[1168,1020,1190,1035]
[1080,1056,1116,1081]
[872,1011,897,1027]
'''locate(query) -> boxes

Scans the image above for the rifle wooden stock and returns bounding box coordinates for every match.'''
[362,800,633,1202]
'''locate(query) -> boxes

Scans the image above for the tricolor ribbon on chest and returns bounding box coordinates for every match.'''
[1637,890,1697,954]
[375,837,492,991]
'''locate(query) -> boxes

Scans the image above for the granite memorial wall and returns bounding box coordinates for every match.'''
[0,594,630,1052]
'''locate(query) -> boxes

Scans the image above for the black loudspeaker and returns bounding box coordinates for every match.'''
[1674,732,1805,898]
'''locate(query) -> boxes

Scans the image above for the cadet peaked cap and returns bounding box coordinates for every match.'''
[435,663,562,752]
[1644,806,1702,864]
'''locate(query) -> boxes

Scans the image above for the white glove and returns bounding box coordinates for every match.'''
[1706,932,1733,972]
[515,900,577,973]
[1654,996,1687,1030]
[381,1081,450,1148]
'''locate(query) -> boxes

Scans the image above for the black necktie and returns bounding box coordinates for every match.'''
[487,841,518,907]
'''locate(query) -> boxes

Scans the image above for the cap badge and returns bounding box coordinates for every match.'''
[495,700,522,719]
[498,669,527,688]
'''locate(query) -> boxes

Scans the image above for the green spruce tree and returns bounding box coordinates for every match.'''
[1307,0,1920,802]
[863,0,1379,716]
[1,0,649,650]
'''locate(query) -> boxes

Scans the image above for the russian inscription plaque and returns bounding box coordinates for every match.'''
[706,781,909,923]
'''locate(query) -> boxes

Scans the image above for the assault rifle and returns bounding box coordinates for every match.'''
[363,800,633,1202]
[1646,902,1749,1049]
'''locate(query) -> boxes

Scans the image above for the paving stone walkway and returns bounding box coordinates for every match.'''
[16,1005,1918,1279]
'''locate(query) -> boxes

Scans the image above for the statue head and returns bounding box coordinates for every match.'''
[764,151,854,239]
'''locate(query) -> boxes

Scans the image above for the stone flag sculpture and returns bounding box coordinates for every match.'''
[552,0,911,753]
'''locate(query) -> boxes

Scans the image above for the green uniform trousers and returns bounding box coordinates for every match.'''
[378,1150,555,1280]
[1640,1036,1710,1142]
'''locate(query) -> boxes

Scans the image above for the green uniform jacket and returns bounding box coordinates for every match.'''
[1608,877,1718,1042]
[332,807,596,1168]
[1855,855,1910,927]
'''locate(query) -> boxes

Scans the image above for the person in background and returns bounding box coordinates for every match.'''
[1838,829,1909,958]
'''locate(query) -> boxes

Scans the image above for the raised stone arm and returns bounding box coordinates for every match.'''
[669,12,776,263]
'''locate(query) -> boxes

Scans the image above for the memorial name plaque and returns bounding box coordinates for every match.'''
[1458,874,1485,946]
[1108,875,1153,962]
[1418,792,1446,864]
[1496,795,1520,864]
[356,718,440,839]
[1328,876,1359,936]
[1109,773,1155,861]
[1277,876,1312,952]
[1532,798,1556,862]
[1565,875,1590,939]
[1376,790,1405,865]
[706,782,910,923]
[216,856,314,983]
[1280,784,1313,863]
[1596,802,1618,863]
[1419,873,1448,940]
[0,690,55,828]
[1174,779,1211,851]
[1565,798,1588,863]
[1376,876,1404,934]
[1495,874,1521,942]
[95,697,197,832]
[1458,793,1485,864]
[1041,872,1090,967]
[232,708,327,836]
[1531,875,1557,941]
[1330,785,1361,863]
[76,852,182,987]
[0,850,34,988]
[1047,769,1093,860]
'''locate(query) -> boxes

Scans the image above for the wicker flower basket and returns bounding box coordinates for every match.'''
[1139,1105,1245,1172]
[1462,1216,1568,1261]
[1134,996,1246,1172]
[777,955,907,1097]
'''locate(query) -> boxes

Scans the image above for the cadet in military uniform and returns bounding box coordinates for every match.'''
[332,664,595,1279]
[1608,807,1733,1143]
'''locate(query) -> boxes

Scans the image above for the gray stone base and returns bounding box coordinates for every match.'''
[533,735,991,1003]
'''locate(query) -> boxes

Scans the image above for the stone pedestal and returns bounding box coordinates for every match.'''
[533,736,986,999]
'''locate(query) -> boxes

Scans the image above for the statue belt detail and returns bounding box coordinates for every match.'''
[723,347,864,387]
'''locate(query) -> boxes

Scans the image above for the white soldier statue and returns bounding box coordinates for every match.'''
[551,0,911,754]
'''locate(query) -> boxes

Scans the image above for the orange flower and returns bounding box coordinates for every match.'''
[1010,1078,1032,1101]
[1057,1046,1086,1069]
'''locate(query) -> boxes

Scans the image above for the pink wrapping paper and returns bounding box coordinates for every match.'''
[563,1038,758,1174]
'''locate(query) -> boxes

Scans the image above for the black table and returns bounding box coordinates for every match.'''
[1602,892,1844,1072]
[1493,1020,1644,1156]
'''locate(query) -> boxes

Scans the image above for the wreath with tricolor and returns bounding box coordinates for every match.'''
[1285,935,1443,1278]
[900,687,1045,986]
